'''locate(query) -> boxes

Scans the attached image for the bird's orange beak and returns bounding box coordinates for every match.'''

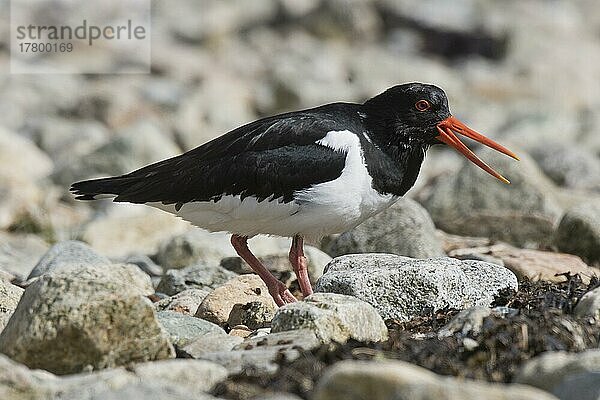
[436,116,519,184]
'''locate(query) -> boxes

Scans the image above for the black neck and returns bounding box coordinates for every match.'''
[360,110,429,197]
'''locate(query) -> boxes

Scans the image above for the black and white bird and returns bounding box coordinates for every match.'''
[71,83,518,306]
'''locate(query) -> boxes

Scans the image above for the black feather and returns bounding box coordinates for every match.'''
[71,103,363,205]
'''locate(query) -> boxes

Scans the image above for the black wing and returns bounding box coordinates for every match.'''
[71,103,363,206]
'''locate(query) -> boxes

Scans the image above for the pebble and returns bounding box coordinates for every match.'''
[0,353,227,399]
[420,148,562,247]
[156,263,237,296]
[315,254,518,321]
[514,349,600,394]
[574,287,600,320]
[81,207,190,259]
[180,332,244,358]
[448,243,598,284]
[555,201,600,264]
[155,288,212,315]
[156,311,225,348]
[530,142,600,192]
[227,301,276,330]
[195,274,277,328]
[196,329,320,375]
[314,360,558,400]
[51,120,180,187]
[271,292,388,343]
[26,240,110,281]
[552,372,600,400]
[0,279,24,331]
[0,232,49,280]
[323,198,444,259]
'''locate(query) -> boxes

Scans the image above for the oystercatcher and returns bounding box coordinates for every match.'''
[71,83,518,306]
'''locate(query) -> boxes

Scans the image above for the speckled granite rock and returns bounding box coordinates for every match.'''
[0,263,174,374]
[271,293,388,343]
[315,254,518,321]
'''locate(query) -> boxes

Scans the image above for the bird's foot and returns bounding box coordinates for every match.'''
[268,280,297,306]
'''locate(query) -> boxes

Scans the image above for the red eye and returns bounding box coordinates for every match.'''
[415,100,431,111]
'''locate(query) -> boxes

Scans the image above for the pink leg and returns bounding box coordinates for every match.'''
[289,235,314,298]
[231,235,297,306]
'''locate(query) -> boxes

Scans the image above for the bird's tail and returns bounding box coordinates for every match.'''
[70,176,141,201]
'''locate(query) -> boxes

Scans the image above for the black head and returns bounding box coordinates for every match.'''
[362,82,451,146]
[362,82,519,184]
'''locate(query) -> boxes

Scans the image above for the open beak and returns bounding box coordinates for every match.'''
[436,116,519,184]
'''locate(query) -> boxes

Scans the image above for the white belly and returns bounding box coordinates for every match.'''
[149,130,398,240]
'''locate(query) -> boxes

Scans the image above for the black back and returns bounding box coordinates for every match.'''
[72,104,363,206]
[72,83,448,206]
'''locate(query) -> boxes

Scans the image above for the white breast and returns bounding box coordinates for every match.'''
[149,130,398,240]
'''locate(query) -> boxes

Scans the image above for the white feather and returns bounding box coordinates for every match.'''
[149,130,398,240]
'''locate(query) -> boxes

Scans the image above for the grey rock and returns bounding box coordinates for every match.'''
[27,116,109,163]
[420,148,562,247]
[52,120,180,186]
[555,201,600,263]
[0,279,24,332]
[271,293,388,343]
[156,311,225,348]
[575,287,600,320]
[228,301,276,330]
[156,263,237,296]
[0,355,225,400]
[123,254,164,277]
[552,372,600,400]
[324,198,444,259]
[139,78,185,110]
[315,254,518,321]
[514,350,600,392]
[196,330,320,375]
[448,243,597,284]
[172,75,257,150]
[0,126,53,181]
[314,360,558,400]
[156,288,212,315]
[132,359,228,393]
[196,346,298,375]
[377,0,480,33]
[302,0,381,41]
[155,230,230,270]
[165,0,278,42]
[69,382,213,400]
[0,232,49,280]
[530,142,600,192]
[195,275,276,328]
[234,329,320,352]
[81,208,190,259]
[27,240,110,280]
[0,353,58,399]
[180,332,244,358]
[438,306,492,338]
[0,263,173,374]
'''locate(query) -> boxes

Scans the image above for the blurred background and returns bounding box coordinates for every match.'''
[1,0,600,280]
